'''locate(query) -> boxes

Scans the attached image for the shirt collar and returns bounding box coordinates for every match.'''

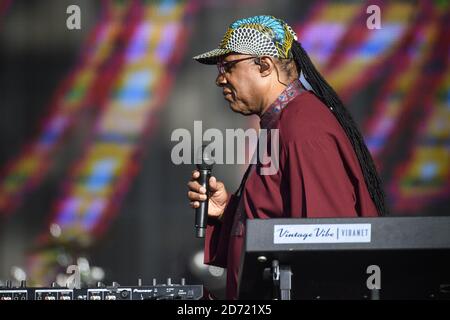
[260,79,304,129]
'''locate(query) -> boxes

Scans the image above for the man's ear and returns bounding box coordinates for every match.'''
[255,57,273,77]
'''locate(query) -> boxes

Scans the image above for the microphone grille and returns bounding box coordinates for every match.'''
[196,145,215,169]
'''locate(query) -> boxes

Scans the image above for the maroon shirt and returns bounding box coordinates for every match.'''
[204,80,379,299]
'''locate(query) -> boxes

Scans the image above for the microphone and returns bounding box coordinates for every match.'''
[195,145,215,238]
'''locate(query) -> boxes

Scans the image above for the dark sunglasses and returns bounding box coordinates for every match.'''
[217,56,257,75]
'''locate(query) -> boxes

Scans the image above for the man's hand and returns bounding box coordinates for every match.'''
[187,170,228,219]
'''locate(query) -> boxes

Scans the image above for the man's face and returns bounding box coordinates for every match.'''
[215,53,262,115]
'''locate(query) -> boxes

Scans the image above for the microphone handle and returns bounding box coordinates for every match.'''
[195,169,211,238]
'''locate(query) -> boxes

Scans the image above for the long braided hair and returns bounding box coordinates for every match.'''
[289,40,388,216]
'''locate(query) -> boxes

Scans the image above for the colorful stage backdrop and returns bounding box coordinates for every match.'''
[0,0,448,285]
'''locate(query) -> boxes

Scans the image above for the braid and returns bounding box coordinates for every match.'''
[290,40,388,216]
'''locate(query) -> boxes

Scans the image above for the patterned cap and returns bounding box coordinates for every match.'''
[193,15,298,64]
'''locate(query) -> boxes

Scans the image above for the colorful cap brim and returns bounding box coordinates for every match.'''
[192,48,232,65]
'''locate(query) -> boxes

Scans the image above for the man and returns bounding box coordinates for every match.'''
[187,15,387,299]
